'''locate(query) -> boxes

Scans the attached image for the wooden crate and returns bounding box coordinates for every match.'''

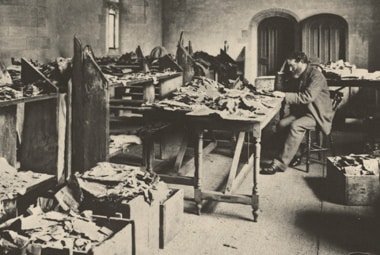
[159,189,184,249]
[326,158,380,205]
[82,195,159,255]
[254,76,275,91]
[25,215,133,255]
[157,73,183,99]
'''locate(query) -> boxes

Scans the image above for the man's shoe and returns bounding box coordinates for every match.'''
[260,164,284,175]
[289,156,302,167]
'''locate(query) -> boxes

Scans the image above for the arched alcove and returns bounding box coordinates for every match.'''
[301,13,348,64]
[245,8,299,82]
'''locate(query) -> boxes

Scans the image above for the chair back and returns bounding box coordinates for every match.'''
[329,89,343,111]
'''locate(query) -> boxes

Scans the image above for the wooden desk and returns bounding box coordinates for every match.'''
[327,79,380,88]
[327,79,380,113]
[143,98,283,222]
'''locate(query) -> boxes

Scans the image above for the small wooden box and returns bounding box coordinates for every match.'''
[159,189,184,249]
[83,195,159,255]
[326,158,380,205]
[158,73,183,99]
[254,76,275,91]
[29,215,133,255]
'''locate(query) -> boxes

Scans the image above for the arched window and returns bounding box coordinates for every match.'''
[106,0,120,51]
[301,14,347,64]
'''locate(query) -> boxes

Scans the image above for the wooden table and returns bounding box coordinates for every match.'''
[110,72,183,107]
[327,79,380,114]
[143,98,283,222]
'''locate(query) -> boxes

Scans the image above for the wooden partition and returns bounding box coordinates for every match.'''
[0,58,64,180]
[18,59,63,179]
[72,37,109,173]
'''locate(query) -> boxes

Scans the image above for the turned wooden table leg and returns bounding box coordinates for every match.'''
[252,136,261,222]
[143,135,155,173]
[194,129,203,215]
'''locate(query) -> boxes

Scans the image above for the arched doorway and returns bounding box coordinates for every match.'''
[257,16,296,76]
[245,9,299,82]
[301,14,348,64]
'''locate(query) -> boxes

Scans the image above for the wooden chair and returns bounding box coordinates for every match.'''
[303,89,344,173]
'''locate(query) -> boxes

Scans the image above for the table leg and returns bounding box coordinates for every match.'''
[252,136,260,222]
[143,136,154,173]
[194,130,203,215]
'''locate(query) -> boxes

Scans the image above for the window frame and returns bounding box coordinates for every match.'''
[106,0,120,52]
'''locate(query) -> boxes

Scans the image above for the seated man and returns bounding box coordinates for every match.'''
[261,52,334,175]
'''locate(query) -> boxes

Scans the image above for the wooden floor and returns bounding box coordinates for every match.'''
[158,130,380,255]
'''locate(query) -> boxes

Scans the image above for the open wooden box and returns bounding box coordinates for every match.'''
[81,195,159,255]
[1,214,133,255]
[326,157,380,205]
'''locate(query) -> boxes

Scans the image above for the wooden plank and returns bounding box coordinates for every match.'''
[57,94,66,184]
[160,189,184,249]
[224,132,245,194]
[143,82,155,104]
[142,136,155,172]
[0,94,58,108]
[148,200,160,254]
[72,40,109,172]
[201,190,251,205]
[178,141,217,176]
[158,175,194,186]
[110,99,144,105]
[71,36,84,173]
[19,98,59,175]
[0,105,17,166]
[120,196,154,255]
[231,155,254,193]
[92,220,133,255]
[158,74,183,99]
[65,80,72,182]
[159,55,183,72]
[327,79,380,88]
[109,105,151,111]
[173,134,188,172]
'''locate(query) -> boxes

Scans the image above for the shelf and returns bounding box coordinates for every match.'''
[0,93,57,108]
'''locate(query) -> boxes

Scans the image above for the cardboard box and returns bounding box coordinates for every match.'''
[159,189,184,249]
[326,158,380,205]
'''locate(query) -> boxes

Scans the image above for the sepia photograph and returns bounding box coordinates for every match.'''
[0,0,380,254]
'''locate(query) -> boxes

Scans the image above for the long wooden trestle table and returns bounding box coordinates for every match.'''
[142,98,283,222]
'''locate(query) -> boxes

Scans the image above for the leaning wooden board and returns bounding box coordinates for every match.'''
[18,59,64,179]
[72,37,109,173]
[159,189,184,249]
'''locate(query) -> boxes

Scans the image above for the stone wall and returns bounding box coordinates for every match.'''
[0,0,162,64]
[162,0,380,80]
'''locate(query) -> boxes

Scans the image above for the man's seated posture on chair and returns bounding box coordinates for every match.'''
[261,52,334,175]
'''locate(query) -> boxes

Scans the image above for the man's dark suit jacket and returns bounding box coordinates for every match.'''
[285,64,334,135]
